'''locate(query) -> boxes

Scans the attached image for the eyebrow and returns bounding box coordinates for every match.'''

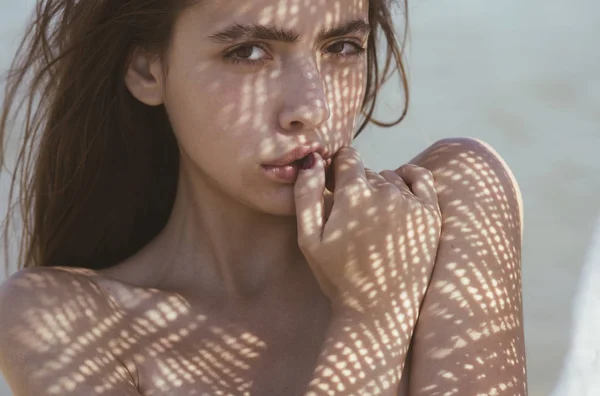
[207,19,371,44]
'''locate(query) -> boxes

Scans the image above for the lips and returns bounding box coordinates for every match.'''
[261,156,335,185]
[263,145,330,167]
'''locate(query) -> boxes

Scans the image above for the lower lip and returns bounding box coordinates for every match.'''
[261,163,301,183]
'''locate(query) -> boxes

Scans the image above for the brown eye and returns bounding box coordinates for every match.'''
[324,41,366,59]
[223,44,271,66]
[233,46,254,59]
[328,42,345,54]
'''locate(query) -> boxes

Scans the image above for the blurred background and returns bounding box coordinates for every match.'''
[0,0,598,395]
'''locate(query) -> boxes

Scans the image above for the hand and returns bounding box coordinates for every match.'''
[294,147,442,318]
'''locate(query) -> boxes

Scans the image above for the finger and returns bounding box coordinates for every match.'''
[378,169,410,192]
[324,157,336,193]
[365,168,388,189]
[309,260,337,302]
[323,187,334,223]
[294,152,326,247]
[331,146,368,199]
[395,164,437,204]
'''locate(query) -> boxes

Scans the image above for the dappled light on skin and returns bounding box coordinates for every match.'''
[204,1,369,170]
[7,269,287,395]
[147,0,390,392]
[295,154,441,395]
[157,0,372,221]
[0,0,526,394]
[2,141,531,395]
[404,140,527,396]
[5,168,441,393]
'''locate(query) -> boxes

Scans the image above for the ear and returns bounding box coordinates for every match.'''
[125,48,165,106]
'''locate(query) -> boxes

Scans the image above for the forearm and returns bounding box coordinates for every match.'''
[304,311,412,396]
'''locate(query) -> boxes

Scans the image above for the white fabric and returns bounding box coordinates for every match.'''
[552,214,600,395]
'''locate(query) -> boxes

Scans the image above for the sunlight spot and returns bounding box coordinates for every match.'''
[468,329,482,341]
[453,337,467,348]
[431,348,453,359]
[438,282,454,294]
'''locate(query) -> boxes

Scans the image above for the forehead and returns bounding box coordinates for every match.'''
[183,0,369,39]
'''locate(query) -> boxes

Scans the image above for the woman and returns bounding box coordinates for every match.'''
[0,0,527,395]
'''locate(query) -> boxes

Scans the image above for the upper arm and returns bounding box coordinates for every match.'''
[0,268,141,395]
[405,137,527,395]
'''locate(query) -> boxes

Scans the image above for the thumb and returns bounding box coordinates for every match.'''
[294,152,326,247]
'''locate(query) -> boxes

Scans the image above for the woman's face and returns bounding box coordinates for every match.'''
[163,0,370,215]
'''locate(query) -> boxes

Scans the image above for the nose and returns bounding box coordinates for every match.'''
[277,61,331,131]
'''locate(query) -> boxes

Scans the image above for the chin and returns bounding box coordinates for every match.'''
[253,188,298,217]
[264,200,298,217]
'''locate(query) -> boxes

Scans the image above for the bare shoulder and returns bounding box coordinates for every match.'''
[411,137,523,237]
[403,137,528,395]
[0,266,140,395]
[0,266,113,316]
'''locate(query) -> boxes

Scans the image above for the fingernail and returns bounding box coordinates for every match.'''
[300,153,316,170]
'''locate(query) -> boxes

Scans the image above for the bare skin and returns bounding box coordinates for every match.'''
[0,138,526,396]
[118,0,372,301]
[0,0,527,393]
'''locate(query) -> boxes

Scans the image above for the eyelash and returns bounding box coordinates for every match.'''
[222,40,367,66]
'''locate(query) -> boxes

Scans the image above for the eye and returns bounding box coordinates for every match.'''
[223,44,271,65]
[325,41,366,59]
[222,40,366,67]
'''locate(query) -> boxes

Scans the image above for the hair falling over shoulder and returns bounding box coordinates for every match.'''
[0,0,410,275]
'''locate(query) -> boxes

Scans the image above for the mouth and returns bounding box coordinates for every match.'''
[264,153,332,169]
[295,154,334,170]
[261,155,334,185]
[263,144,331,168]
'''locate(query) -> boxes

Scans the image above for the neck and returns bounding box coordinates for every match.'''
[131,161,310,302]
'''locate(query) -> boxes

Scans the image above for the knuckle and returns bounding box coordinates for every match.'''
[365,168,380,178]
[412,165,429,175]
[411,166,435,185]
[379,170,399,180]
[421,169,435,182]
[378,183,400,198]
[398,163,418,172]
[355,175,372,189]
[339,146,360,159]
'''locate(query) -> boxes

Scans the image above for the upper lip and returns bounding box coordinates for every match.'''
[263,144,330,166]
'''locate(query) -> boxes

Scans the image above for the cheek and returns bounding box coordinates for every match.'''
[325,65,367,129]
[181,71,277,132]
[164,73,261,166]
[165,73,241,136]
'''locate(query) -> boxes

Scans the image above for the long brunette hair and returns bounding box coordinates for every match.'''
[1,0,409,273]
